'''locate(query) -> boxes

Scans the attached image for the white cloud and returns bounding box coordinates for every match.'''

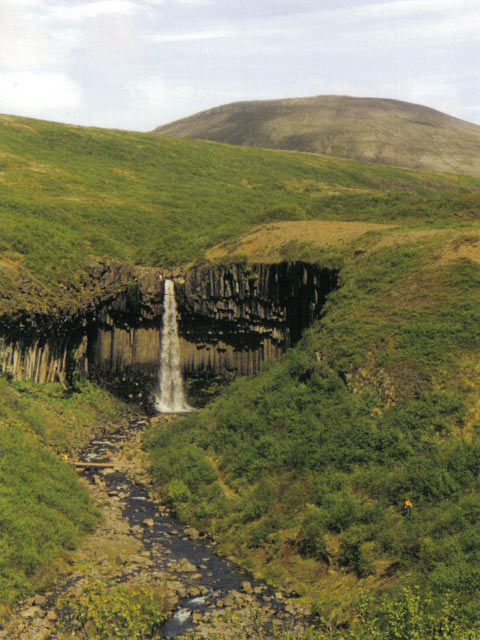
[7,0,46,7]
[0,0,477,129]
[358,14,480,48]
[133,76,165,107]
[148,29,232,43]
[0,3,75,69]
[130,77,248,129]
[350,0,468,18]
[50,1,138,21]
[292,74,470,121]
[379,76,467,119]
[175,0,213,4]
[147,24,294,44]
[291,2,480,55]
[81,15,146,67]
[0,71,82,112]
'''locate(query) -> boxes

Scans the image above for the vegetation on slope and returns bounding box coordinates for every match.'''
[145,233,480,633]
[0,113,479,316]
[154,95,480,177]
[1,112,480,634]
[155,96,480,176]
[0,377,128,615]
[58,581,168,640]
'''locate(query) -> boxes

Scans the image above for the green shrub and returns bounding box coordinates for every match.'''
[247,514,286,549]
[241,481,278,523]
[0,376,127,606]
[338,526,374,578]
[150,444,218,492]
[255,204,308,222]
[143,208,480,620]
[0,424,99,604]
[322,493,362,533]
[356,588,480,640]
[298,512,329,562]
[166,479,191,505]
[60,581,167,639]
[241,500,267,523]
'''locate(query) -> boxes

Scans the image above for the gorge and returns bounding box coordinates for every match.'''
[3,109,480,638]
[0,261,338,406]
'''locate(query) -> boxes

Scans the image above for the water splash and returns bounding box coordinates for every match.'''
[154,279,192,413]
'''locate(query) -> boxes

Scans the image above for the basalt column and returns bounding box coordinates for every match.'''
[87,263,165,381]
[177,262,337,379]
[0,310,90,385]
[0,261,337,393]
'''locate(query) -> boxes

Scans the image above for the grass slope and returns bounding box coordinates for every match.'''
[0,377,128,614]
[1,112,479,315]
[145,232,480,632]
[154,95,480,177]
[2,112,480,634]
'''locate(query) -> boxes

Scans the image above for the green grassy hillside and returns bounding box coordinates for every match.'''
[0,378,127,617]
[145,232,480,633]
[1,112,480,635]
[154,95,480,177]
[1,112,479,316]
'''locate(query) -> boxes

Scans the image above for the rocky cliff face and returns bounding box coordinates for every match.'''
[0,334,88,385]
[0,260,337,402]
[0,260,164,386]
[178,262,336,378]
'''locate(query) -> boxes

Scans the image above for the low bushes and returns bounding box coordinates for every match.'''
[59,581,167,640]
[145,244,480,630]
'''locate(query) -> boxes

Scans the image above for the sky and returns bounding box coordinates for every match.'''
[0,0,479,131]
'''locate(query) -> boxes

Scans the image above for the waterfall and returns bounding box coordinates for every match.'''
[154,279,192,413]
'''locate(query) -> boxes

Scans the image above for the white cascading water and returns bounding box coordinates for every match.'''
[154,279,192,413]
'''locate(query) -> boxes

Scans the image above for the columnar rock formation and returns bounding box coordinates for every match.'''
[0,261,337,393]
[0,335,88,384]
[178,262,336,377]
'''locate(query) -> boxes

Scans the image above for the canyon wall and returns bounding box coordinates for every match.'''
[0,261,337,395]
[178,262,336,378]
[0,334,88,384]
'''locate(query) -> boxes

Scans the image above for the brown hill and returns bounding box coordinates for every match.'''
[153,95,480,176]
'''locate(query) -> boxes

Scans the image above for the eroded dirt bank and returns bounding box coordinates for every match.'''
[1,417,312,640]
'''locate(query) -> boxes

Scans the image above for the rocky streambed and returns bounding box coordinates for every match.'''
[1,417,313,640]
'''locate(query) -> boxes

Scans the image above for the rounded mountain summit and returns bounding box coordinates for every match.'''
[154,95,480,176]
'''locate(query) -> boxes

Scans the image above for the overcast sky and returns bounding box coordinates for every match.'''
[0,0,479,131]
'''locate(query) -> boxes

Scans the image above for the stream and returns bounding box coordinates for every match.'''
[70,417,300,639]
[2,415,310,640]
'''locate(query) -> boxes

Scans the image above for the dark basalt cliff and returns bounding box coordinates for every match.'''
[179,262,336,377]
[0,260,337,403]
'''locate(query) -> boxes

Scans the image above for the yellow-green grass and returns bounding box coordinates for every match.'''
[1,112,479,316]
[2,111,480,633]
